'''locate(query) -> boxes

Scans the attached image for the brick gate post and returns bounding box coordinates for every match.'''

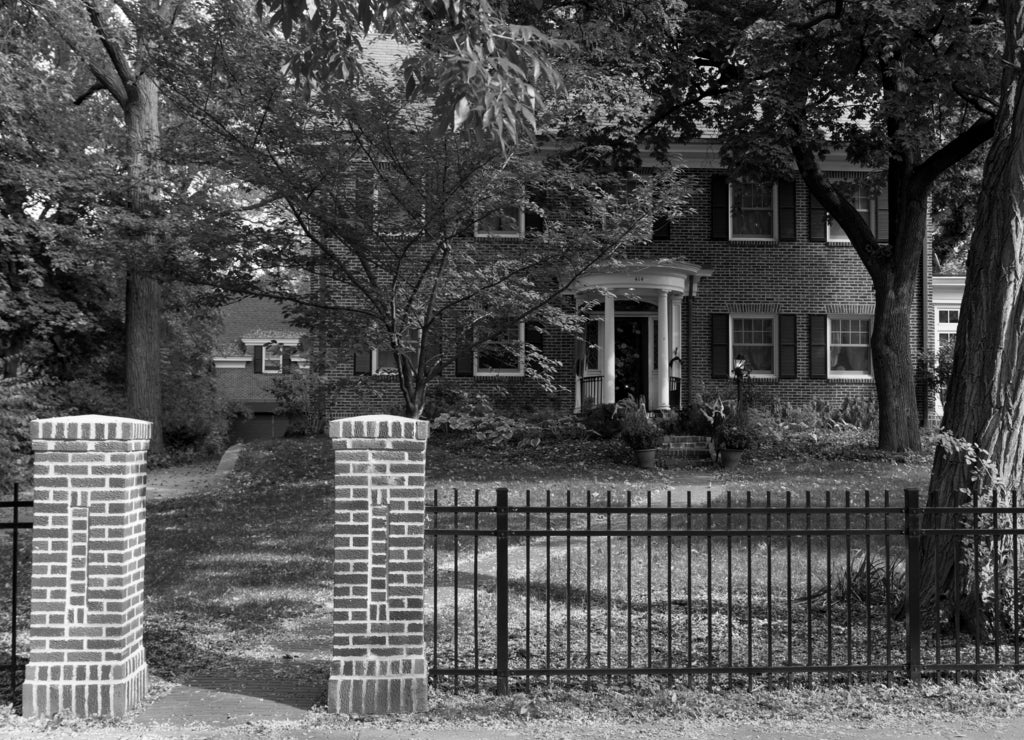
[328,414,428,715]
[23,415,150,718]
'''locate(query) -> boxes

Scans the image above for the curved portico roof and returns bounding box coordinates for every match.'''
[571,258,713,297]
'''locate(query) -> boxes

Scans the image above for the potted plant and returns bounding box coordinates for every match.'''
[718,421,752,469]
[617,397,664,469]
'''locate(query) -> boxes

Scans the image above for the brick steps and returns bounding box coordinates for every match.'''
[657,435,713,467]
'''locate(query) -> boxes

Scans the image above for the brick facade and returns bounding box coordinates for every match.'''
[24,415,150,718]
[321,168,932,421]
[328,415,428,714]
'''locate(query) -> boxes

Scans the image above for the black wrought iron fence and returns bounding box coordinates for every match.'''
[425,487,1024,692]
[0,484,31,703]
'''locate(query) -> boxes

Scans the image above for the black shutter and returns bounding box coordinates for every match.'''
[875,186,889,242]
[809,314,828,378]
[778,181,796,241]
[808,194,826,242]
[779,314,797,379]
[454,326,474,377]
[253,345,263,375]
[710,174,729,240]
[525,187,546,233]
[353,349,372,375]
[710,313,730,378]
[652,214,671,240]
[282,347,293,375]
[525,322,544,351]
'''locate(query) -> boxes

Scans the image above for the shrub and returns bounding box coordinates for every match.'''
[270,372,350,437]
[615,396,664,451]
[0,376,58,487]
[579,403,620,439]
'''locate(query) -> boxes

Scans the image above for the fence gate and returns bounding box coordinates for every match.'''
[1,484,32,703]
[425,487,1024,692]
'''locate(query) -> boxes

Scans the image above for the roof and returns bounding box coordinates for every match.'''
[215,297,302,355]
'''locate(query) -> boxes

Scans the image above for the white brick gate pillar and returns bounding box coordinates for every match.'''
[328,414,428,715]
[23,415,150,718]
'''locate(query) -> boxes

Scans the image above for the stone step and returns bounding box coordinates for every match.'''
[657,435,712,467]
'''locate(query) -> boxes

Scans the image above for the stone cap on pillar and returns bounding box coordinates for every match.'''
[329,414,429,441]
[31,415,153,442]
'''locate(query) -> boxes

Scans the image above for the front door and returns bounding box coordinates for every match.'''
[614,316,649,403]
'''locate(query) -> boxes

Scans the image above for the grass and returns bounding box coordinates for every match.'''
[3,431,1024,737]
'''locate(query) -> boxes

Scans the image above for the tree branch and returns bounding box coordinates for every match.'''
[73,80,107,106]
[84,0,135,88]
[914,116,995,188]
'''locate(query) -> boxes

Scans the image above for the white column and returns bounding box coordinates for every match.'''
[602,292,615,405]
[670,294,683,406]
[657,289,670,410]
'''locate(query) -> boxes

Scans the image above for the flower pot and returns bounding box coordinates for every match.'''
[636,448,658,469]
[719,447,744,469]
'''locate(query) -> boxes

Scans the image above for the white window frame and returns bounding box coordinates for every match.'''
[827,315,873,379]
[729,313,778,379]
[728,182,778,241]
[474,321,526,376]
[474,205,525,238]
[262,342,284,374]
[827,185,875,243]
[936,306,960,350]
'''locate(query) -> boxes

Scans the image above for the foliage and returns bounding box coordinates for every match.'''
[269,372,349,437]
[833,551,907,618]
[917,344,956,399]
[615,395,663,451]
[429,391,594,448]
[0,376,57,487]
[257,0,567,149]
[157,8,685,418]
[578,403,621,439]
[719,421,752,451]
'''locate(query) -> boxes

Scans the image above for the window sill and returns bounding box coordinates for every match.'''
[826,375,874,383]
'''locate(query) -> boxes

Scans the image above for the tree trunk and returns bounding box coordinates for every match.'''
[869,189,928,452]
[124,75,164,452]
[920,0,1024,629]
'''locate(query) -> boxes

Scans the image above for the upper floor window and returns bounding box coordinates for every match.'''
[262,342,283,374]
[937,307,960,349]
[374,179,425,236]
[827,185,873,242]
[475,205,524,238]
[731,315,777,378]
[730,182,776,241]
[829,316,872,378]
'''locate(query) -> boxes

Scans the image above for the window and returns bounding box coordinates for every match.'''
[262,342,283,374]
[827,185,873,242]
[475,321,525,375]
[475,205,524,238]
[731,315,776,377]
[729,182,776,240]
[829,317,872,377]
[937,308,960,350]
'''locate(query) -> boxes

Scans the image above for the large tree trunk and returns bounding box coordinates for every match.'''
[868,186,928,452]
[124,75,164,452]
[920,0,1024,630]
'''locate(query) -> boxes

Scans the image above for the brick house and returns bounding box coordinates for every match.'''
[319,141,935,423]
[213,297,309,440]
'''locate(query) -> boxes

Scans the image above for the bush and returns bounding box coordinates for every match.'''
[615,396,664,451]
[0,376,58,487]
[271,372,350,437]
[579,403,621,439]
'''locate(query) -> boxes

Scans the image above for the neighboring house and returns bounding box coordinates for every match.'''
[320,143,937,423]
[933,269,966,418]
[213,297,308,441]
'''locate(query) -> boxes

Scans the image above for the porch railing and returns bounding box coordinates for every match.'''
[579,376,603,408]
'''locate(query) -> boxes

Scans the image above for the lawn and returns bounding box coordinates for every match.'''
[4,431,1024,738]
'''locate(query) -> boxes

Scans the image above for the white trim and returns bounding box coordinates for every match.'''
[827,315,873,379]
[474,205,525,238]
[729,313,778,379]
[213,356,250,369]
[728,182,778,241]
[474,321,526,376]
[240,337,301,347]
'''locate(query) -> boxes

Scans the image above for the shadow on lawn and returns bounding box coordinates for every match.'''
[143,440,335,709]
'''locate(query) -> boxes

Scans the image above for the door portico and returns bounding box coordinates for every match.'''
[571,259,712,412]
